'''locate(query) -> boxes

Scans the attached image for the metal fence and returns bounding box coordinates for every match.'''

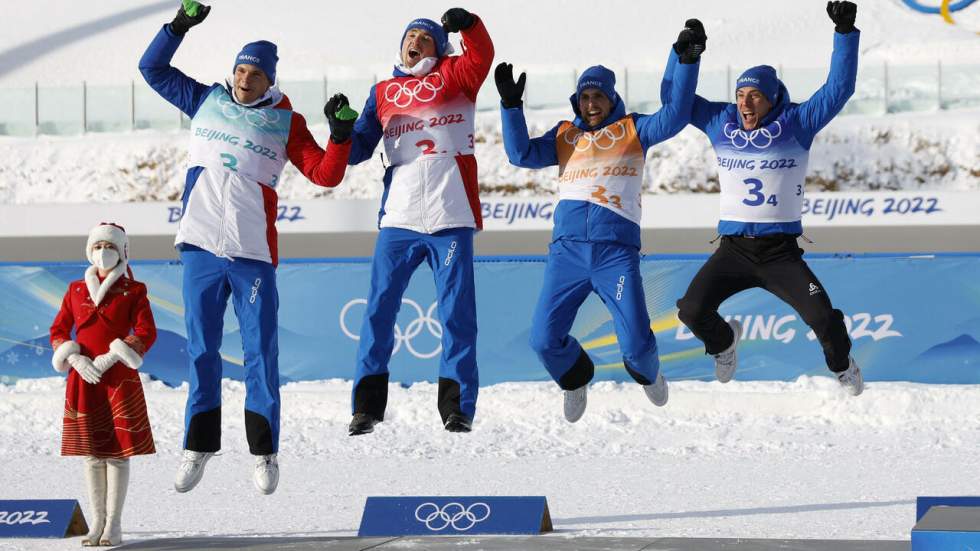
[1,62,977,136]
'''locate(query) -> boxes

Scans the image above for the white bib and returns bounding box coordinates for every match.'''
[187,87,291,187]
[712,115,810,223]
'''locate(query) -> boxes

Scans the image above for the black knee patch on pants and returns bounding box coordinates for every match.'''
[354,373,389,421]
[558,348,595,391]
[245,409,274,455]
[186,407,221,453]
[437,377,464,423]
[623,358,652,386]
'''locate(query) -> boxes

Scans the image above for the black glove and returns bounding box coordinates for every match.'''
[324,94,357,144]
[441,7,475,33]
[827,1,857,34]
[494,62,526,109]
[169,0,210,36]
[674,19,707,64]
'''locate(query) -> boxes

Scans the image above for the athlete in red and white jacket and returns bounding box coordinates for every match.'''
[348,8,493,232]
[345,9,493,437]
[140,7,351,265]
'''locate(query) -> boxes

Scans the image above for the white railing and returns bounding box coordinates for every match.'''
[1,62,977,136]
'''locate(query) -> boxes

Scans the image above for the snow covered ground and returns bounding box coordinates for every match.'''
[2,107,977,204]
[2,376,979,549]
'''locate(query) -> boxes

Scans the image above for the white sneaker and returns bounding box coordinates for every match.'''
[253,454,279,495]
[174,450,214,493]
[643,372,669,407]
[713,319,743,383]
[563,385,587,423]
[837,356,864,396]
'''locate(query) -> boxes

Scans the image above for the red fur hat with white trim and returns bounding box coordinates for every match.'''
[85,222,129,270]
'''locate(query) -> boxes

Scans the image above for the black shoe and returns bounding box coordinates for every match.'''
[348,413,379,436]
[444,413,472,433]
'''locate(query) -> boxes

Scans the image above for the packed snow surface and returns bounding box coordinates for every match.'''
[2,376,979,549]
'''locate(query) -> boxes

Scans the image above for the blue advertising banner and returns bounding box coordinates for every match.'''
[1,254,978,386]
[0,499,87,538]
[358,496,552,536]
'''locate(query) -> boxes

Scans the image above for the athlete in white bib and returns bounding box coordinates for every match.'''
[139,0,355,495]
[498,21,706,422]
[345,8,494,436]
[670,2,865,396]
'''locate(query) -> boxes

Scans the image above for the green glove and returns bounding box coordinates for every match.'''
[182,0,202,17]
[336,105,358,122]
[170,0,210,35]
[324,94,357,143]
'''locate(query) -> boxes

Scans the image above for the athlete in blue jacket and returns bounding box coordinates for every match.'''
[670,2,865,395]
[139,0,353,495]
[497,22,704,422]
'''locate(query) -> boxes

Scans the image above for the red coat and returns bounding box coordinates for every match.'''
[50,275,157,458]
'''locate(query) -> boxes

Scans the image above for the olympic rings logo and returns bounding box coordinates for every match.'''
[723,121,783,150]
[415,502,491,531]
[339,298,442,359]
[216,94,282,128]
[563,121,627,151]
[902,0,975,19]
[384,72,446,108]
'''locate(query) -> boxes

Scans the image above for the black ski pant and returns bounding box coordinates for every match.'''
[676,235,851,373]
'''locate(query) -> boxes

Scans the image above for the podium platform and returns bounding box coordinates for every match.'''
[116,536,909,550]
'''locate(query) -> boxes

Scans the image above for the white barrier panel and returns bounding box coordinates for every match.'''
[1,191,978,237]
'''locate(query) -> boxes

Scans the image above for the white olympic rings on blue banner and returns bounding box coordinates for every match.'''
[414,502,491,531]
[339,298,442,359]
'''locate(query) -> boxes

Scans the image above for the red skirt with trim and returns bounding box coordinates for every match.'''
[61,365,155,458]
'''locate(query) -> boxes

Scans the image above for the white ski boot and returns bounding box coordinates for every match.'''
[174,450,214,493]
[563,385,587,423]
[643,372,669,407]
[100,458,129,546]
[253,454,279,495]
[713,319,743,383]
[837,356,864,396]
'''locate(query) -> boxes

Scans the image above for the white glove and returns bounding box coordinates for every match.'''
[92,352,119,374]
[67,354,102,385]
[51,341,80,373]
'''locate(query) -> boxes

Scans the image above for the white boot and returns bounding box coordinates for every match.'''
[713,319,743,383]
[563,385,587,423]
[80,457,106,547]
[837,356,864,396]
[253,454,279,495]
[100,458,129,546]
[643,372,669,407]
[174,450,214,493]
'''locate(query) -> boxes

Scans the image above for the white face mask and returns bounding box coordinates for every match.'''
[93,248,120,271]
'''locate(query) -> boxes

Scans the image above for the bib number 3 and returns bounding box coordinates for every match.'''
[742,178,779,207]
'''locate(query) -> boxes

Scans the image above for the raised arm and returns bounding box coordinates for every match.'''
[138,3,213,117]
[635,48,700,150]
[348,87,384,166]
[659,20,726,133]
[440,9,495,100]
[495,63,558,168]
[286,111,352,188]
[793,23,859,147]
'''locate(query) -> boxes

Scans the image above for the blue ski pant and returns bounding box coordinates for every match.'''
[353,227,479,422]
[529,239,660,390]
[180,246,280,455]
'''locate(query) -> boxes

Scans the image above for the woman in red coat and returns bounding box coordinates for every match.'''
[49,222,157,547]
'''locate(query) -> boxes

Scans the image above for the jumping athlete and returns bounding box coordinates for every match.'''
[345,8,493,436]
[496,22,705,422]
[139,0,355,494]
[671,2,864,395]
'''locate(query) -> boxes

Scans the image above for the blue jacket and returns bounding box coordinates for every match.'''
[663,30,860,236]
[501,50,699,249]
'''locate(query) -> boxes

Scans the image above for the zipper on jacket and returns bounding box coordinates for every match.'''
[216,172,230,256]
[418,162,428,233]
